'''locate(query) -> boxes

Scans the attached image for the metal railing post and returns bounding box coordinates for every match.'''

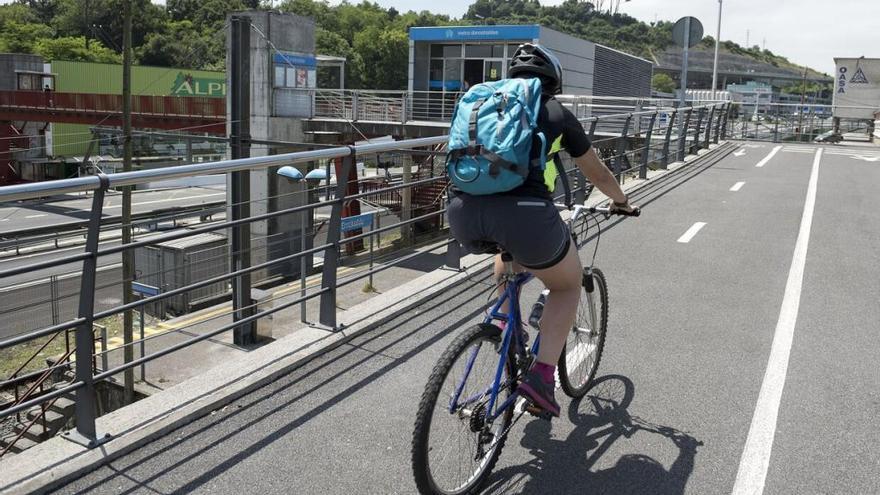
[721,103,733,139]
[318,149,355,330]
[401,92,408,124]
[714,103,724,143]
[588,118,598,142]
[693,108,705,153]
[639,112,658,180]
[773,105,780,143]
[677,108,693,162]
[614,115,632,183]
[704,106,715,148]
[352,91,360,123]
[65,175,110,448]
[444,238,462,271]
[662,110,677,169]
[574,166,587,204]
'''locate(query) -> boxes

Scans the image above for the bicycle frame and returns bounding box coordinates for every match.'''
[448,270,540,423]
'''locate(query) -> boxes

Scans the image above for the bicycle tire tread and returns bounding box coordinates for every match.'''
[411,323,514,495]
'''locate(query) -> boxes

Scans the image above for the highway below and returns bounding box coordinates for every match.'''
[49,141,880,494]
[0,185,225,235]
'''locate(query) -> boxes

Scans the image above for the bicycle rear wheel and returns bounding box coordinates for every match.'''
[558,267,608,398]
[411,323,516,495]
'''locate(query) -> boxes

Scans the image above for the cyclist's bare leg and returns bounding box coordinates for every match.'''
[528,242,581,366]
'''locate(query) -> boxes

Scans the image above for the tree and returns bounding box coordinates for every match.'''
[652,73,675,93]
[137,20,218,69]
[34,36,122,62]
[0,3,38,28]
[0,22,54,53]
[352,26,408,89]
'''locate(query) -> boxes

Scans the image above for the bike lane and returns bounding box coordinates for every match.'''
[486,143,818,494]
[762,150,880,495]
[52,143,818,495]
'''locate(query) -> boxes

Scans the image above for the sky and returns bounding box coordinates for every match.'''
[4,0,876,75]
[327,0,880,75]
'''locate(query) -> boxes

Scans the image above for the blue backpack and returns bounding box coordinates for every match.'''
[446,78,547,195]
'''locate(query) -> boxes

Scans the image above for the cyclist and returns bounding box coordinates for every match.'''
[447,43,638,418]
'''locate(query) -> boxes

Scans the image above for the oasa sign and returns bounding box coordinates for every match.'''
[833,58,880,119]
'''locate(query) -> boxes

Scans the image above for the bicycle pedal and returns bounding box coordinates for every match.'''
[524,403,553,421]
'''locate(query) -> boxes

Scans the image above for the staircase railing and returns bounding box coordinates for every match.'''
[0,328,102,458]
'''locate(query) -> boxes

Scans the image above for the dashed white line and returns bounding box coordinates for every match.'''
[730,181,746,192]
[732,147,823,495]
[103,192,226,209]
[755,146,782,168]
[676,222,706,243]
[24,214,47,219]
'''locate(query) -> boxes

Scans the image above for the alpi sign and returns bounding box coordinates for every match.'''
[171,73,226,97]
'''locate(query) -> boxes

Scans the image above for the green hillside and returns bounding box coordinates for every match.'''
[0,0,827,91]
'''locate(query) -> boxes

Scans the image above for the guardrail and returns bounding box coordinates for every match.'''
[279,88,685,126]
[725,102,878,143]
[0,100,729,454]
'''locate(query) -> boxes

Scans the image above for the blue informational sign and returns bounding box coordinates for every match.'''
[273,52,317,68]
[132,281,160,297]
[409,25,540,42]
[341,212,375,233]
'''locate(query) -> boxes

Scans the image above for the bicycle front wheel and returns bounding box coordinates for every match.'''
[558,267,608,398]
[411,323,516,495]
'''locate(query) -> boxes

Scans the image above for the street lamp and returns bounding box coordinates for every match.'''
[277,166,326,323]
[711,0,723,100]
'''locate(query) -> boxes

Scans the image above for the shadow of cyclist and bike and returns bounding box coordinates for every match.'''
[481,374,702,495]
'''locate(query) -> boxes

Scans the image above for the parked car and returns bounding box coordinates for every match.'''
[814,131,843,144]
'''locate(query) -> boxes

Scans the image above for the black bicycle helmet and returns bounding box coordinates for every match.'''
[508,43,564,94]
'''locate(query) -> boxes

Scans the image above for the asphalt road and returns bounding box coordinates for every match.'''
[0,186,225,235]
[52,142,880,494]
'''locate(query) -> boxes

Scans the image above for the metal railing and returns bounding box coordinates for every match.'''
[0,100,729,453]
[277,88,685,126]
[726,102,878,143]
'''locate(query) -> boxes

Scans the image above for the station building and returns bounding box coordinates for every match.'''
[407,25,653,99]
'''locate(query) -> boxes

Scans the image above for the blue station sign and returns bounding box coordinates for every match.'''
[409,25,540,42]
[341,212,375,233]
[273,52,317,68]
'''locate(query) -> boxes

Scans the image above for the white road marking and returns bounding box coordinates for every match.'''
[103,192,226,209]
[730,181,746,192]
[755,146,782,167]
[732,147,823,495]
[25,214,47,219]
[676,222,706,243]
[734,149,746,157]
[852,155,880,162]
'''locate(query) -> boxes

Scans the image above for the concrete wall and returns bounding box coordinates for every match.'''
[225,11,317,280]
[538,27,595,96]
[0,54,43,90]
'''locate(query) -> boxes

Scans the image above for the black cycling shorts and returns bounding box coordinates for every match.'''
[448,193,570,270]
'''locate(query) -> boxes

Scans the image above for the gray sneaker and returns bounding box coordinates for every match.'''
[518,369,560,418]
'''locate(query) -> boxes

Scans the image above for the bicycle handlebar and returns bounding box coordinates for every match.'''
[555,203,641,224]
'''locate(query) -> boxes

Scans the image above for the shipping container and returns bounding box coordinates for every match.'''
[134,231,229,316]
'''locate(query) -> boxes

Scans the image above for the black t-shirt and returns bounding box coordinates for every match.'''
[505,95,592,199]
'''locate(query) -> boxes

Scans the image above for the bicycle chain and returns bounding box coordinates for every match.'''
[476,398,532,460]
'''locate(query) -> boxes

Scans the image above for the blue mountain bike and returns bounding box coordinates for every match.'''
[411,204,637,495]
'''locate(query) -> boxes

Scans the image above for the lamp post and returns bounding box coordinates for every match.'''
[277,166,326,323]
[711,0,723,100]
